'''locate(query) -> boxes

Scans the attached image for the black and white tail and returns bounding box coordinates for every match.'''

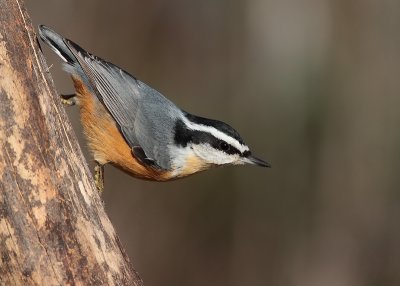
[38,25,76,64]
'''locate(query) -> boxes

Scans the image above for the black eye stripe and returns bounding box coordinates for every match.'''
[174,119,243,156]
[219,141,230,151]
[213,140,239,155]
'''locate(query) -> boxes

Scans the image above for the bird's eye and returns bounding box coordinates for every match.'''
[219,141,230,152]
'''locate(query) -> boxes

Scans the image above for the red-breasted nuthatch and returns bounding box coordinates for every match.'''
[38,25,270,191]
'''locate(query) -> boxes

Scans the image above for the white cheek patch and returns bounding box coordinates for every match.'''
[168,143,241,174]
[194,144,238,165]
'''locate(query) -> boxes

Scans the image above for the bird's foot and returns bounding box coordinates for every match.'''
[94,161,104,193]
[60,93,77,106]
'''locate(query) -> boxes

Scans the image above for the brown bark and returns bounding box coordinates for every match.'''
[0,0,143,285]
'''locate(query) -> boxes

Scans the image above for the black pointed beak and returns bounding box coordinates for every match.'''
[244,155,271,168]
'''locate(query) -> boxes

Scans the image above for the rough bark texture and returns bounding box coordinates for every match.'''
[0,0,143,285]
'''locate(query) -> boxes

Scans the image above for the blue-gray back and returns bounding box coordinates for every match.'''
[66,41,181,169]
[39,25,181,169]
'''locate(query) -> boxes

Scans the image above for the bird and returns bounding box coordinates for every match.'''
[38,25,270,192]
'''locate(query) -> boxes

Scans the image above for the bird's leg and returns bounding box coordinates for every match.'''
[94,161,105,193]
[60,93,77,106]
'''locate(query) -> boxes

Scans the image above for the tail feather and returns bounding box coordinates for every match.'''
[38,25,75,64]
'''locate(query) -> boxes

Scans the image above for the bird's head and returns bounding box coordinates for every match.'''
[170,113,270,177]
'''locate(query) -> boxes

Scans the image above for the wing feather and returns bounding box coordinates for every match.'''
[64,39,178,169]
[66,40,140,145]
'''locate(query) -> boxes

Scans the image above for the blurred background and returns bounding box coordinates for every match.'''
[28,0,400,285]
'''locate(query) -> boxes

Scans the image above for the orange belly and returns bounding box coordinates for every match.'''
[71,76,173,181]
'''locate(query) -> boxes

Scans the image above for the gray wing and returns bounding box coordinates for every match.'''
[65,40,178,169]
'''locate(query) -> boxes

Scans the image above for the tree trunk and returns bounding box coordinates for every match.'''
[0,0,143,285]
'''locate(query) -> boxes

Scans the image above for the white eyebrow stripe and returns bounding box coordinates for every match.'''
[181,116,249,153]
